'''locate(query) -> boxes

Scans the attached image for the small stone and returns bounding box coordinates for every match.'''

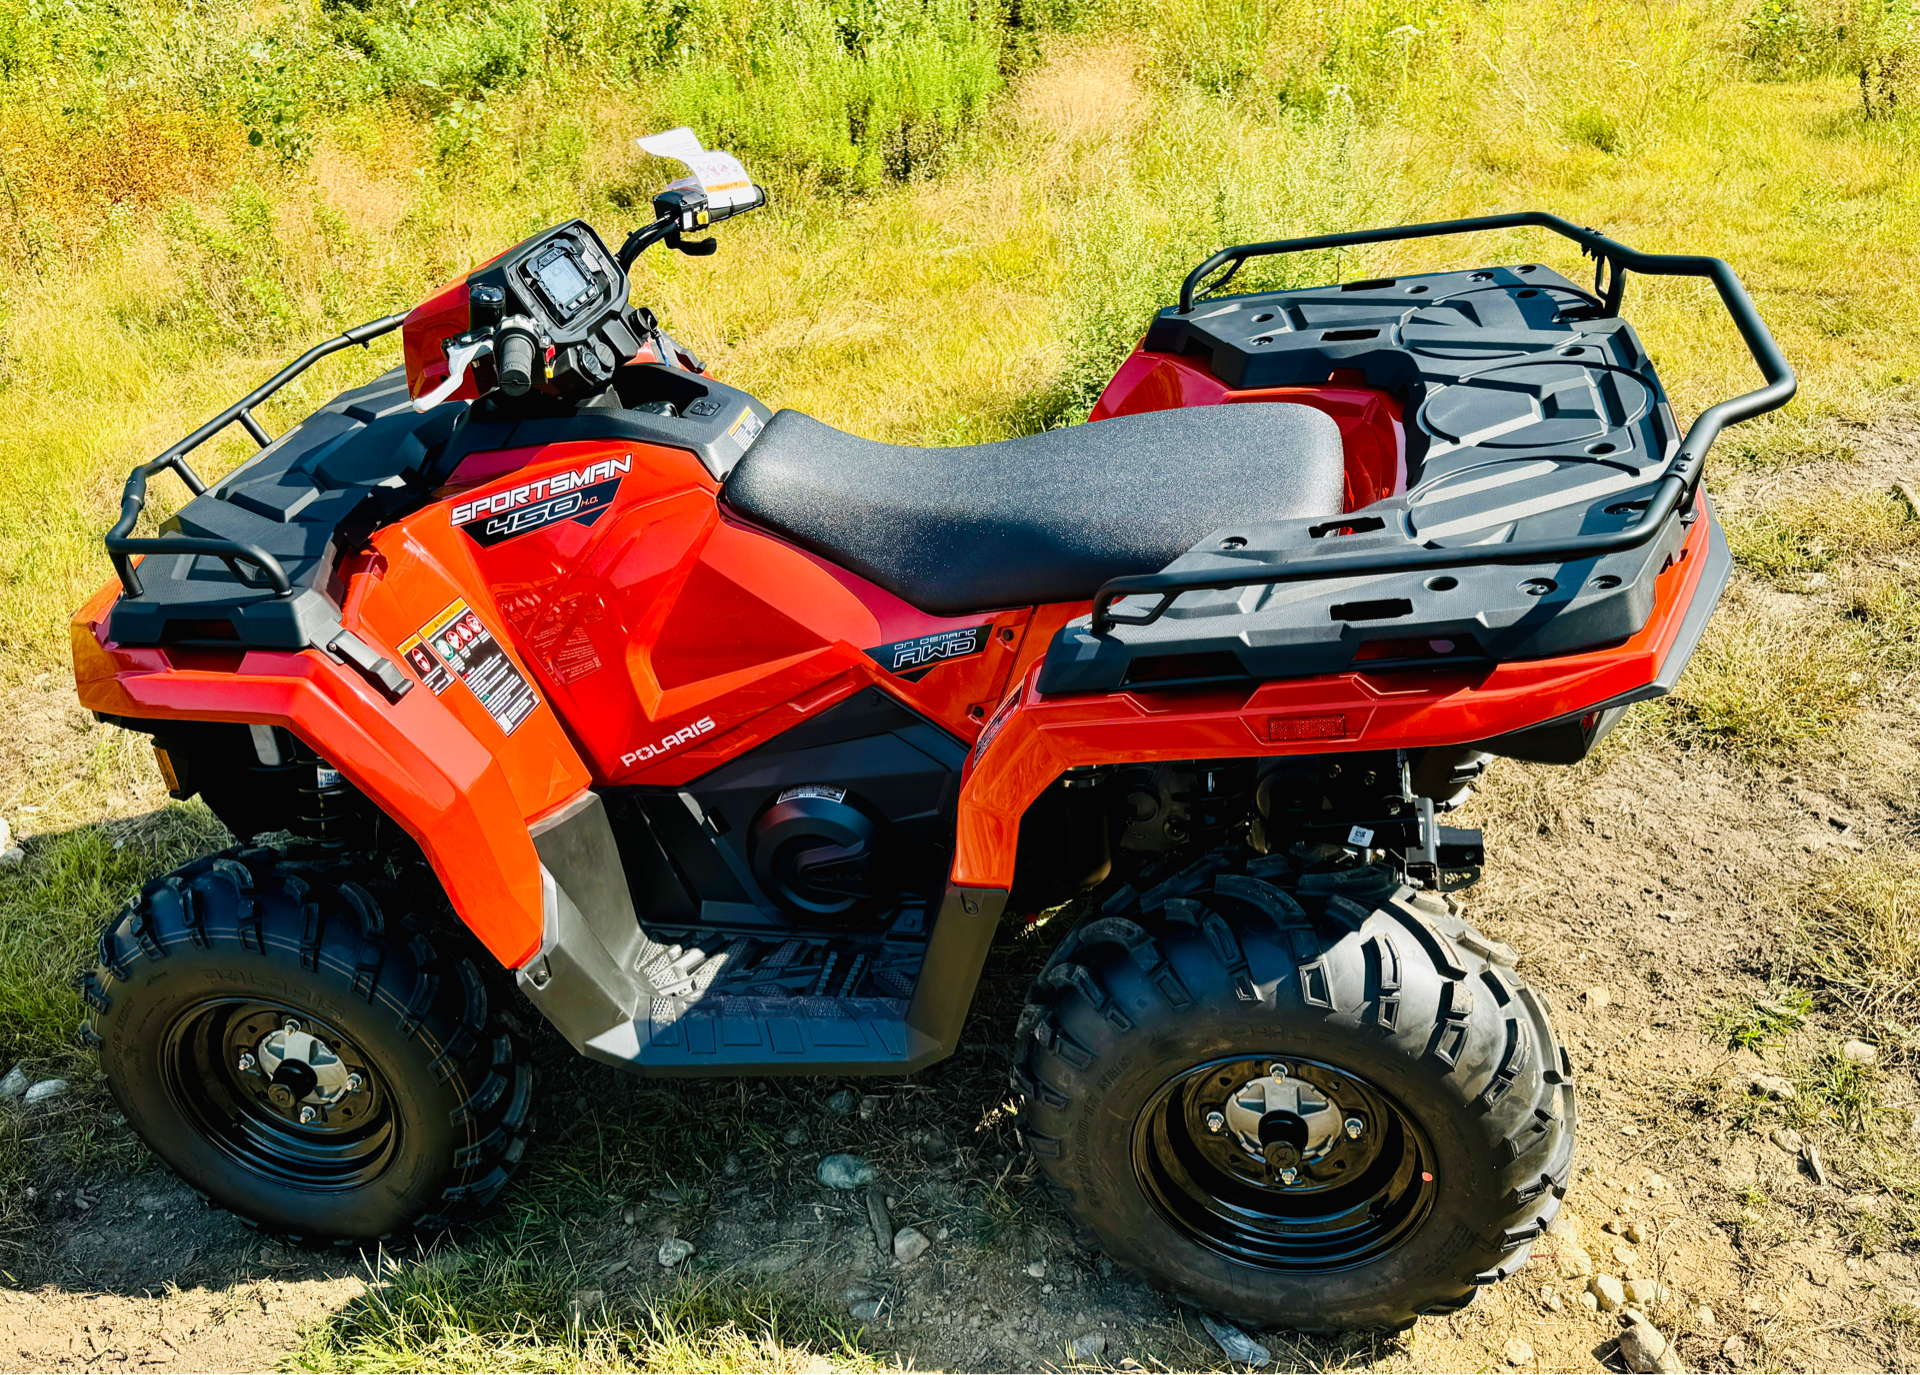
[1604,1218,1626,1235]
[1579,1291,1600,1311]
[784,1124,809,1146]
[1198,1313,1270,1367]
[1841,1039,1877,1066]
[1803,1141,1831,1187]
[817,1154,877,1190]
[1590,1274,1627,1312]
[1618,1319,1681,1373]
[1624,1221,1646,1244]
[1695,1305,1715,1329]
[1611,1244,1638,1268]
[657,1236,694,1267]
[723,1153,743,1177]
[1071,1332,1107,1360]
[1657,909,1684,922]
[1504,1335,1534,1366]
[1546,1213,1579,1241]
[893,1226,930,1264]
[1722,1334,1748,1364]
[825,1088,858,1115]
[1750,1072,1796,1101]
[1769,1126,1804,1154]
[1625,1277,1668,1306]
[0,1066,26,1101]
[936,1226,950,1241]
[1557,1242,1595,1278]
[858,1095,880,1121]
[1584,986,1612,1012]
[621,1205,640,1225]
[0,847,21,868]
[850,1299,883,1321]
[1026,1259,1047,1278]
[0,818,10,853]
[21,1079,66,1106]
[571,1287,604,1312]
[649,1184,684,1204]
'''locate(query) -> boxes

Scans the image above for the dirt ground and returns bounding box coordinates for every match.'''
[5,424,1920,1373]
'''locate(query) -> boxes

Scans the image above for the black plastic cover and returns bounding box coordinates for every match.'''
[106,369,458,651]
[1038,262,1694,694]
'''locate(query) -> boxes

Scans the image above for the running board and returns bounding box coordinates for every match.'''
[513,792,1006,1077]
[583,994,946,1075]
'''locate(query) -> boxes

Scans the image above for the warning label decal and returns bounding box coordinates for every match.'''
[413,600,540,735]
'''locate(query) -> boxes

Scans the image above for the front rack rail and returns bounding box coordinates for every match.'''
[106,313,407,600]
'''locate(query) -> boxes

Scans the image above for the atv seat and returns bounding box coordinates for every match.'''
[722,403,1346,616]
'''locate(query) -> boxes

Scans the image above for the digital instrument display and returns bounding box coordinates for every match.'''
[528,245,596,318]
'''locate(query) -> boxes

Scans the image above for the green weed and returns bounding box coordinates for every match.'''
[292,1247,882,1373]
[1708,985,1814,1049]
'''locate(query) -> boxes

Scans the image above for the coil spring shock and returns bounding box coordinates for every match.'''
[294,751,362,855]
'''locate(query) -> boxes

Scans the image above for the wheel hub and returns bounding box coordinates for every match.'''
[161,999,396,1191]
[1132,1054,1438,1272]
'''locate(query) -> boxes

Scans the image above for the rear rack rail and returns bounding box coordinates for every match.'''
[1090,212,1794,635]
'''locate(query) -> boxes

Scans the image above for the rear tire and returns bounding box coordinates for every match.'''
[1012,856,1574,1332]
[79,847,532,1243]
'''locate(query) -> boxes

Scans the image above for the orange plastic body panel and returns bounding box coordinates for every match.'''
[1093,349,1406,510]
[950,497,1720,890]
[71,567,587,968]
[402,279,475,406]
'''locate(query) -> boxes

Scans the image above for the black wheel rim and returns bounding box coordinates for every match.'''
[160,998,397,1192]
[1132,1055,1438,1272]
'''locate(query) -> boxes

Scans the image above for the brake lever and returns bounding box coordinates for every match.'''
[412,336,494,413]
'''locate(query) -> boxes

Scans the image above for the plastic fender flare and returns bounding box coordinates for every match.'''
[74,643,546,969]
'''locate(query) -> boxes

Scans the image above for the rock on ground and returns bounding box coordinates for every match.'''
[656,1237,694,1267]
[1071,1333,1107,1360]
[816,1154,877,1190]
[1590,1274,1627,1312]
[21,1079,66,1106]
[1750,1072,1796,1100]
[1503,1335,1534,1366]
[1197,1313,1270,1368]
[0,1066,25,1101]
[1841,1038,1877,1065]
[892,1226,929,1264]
[1619,1320,1682,1374]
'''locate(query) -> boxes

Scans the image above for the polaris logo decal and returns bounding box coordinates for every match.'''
[620,715,716,767]
[450,457,631,547]
[866,625,990,675]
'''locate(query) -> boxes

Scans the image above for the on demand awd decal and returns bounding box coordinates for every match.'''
[451,456,631,547]
[866,625,990,677]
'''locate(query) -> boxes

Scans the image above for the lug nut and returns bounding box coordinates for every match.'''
[237,1052,256,1073]
[283,1019,301,1034]
[1278,1167,1299,1185]
[299,1106,318,1124]
[346,1073,363,1093]
[1268,1062,1289,1079]
[1345,1116,1366,1139]
[1205,1111,1225,1134]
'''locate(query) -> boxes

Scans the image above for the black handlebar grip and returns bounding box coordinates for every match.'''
[498,331,536,396]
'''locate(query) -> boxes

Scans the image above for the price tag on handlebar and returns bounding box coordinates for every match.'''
[636,127,758,211]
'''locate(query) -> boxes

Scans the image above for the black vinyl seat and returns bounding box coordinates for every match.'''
[722,403,1348,616]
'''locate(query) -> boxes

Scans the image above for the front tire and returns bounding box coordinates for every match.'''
[1012,857,1574,1332]
[79,848,532,1242]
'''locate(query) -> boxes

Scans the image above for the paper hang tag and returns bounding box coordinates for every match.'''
[635,127,757,210]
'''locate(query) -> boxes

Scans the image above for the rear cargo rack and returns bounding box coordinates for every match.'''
[105,313,407,600]
[1088,212,1793,635]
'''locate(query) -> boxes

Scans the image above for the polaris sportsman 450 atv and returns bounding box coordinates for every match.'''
[72,133,1793,1331]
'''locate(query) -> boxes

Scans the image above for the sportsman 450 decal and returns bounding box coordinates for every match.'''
[451,456,631,546]
[865,625,990,675]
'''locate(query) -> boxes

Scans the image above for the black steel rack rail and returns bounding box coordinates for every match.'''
[1088,211,1795,635]
[105,314,407,599]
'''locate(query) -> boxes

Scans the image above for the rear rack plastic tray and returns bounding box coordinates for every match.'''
[1037,212,1793,695]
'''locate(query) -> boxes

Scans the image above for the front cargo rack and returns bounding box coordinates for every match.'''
[105,313,407,602]
[1081,211,1794,639]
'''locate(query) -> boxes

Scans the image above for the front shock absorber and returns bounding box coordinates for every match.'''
[294,751,364,855]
